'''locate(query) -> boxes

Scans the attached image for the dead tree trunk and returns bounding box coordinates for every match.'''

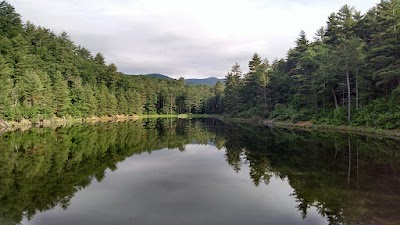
[346,61,351,124]
[355,67,359,111]
[331,88,339,111]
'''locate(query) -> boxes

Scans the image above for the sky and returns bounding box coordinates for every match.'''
[9,0,380,79]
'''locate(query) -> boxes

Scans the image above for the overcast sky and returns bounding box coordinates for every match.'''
[9,0,379,78]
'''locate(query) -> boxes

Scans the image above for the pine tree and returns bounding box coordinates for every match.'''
[52,71,70,117]
[94,53,105,65]
[287,31,314,111]
[0,55,13,119]
[286,30,309,76]
[17,70,43,119]
[243,53,264,113]
[0,1,23,38]
[96,83,110,116]
[223,63,243,115]
[71,82,98,117]
[367,0,400,94]
[116,89,128,115]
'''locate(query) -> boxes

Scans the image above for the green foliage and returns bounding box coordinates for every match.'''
[223,63,243,115]
[237,107,259,118]
[268,104,298,121]
[52,72,70,117]
[219,1,400,129]
[0,55,13,119]
[353,94,400,129]
[0,2,216,121]
[0,1,22,38]
[1,0,398,128]
[366,0,400,93]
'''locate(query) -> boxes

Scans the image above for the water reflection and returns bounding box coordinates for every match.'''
[213,120,400,225]
[0,119,399,225]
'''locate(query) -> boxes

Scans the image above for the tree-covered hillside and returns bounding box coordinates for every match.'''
[219,0,400,129]
[0,1,220,122]
[2,0,399,129]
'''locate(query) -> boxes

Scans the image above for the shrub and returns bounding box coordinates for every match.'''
[352,95,400,129]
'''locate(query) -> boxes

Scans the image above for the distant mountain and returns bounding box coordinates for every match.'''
[145,73,174,80]
[144,74,224,86]
[186,77,225,86]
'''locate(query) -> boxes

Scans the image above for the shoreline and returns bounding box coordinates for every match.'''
[272,121,400,140]
[213,116,400,140]
[2,114,400,141]
[0,114,188,133]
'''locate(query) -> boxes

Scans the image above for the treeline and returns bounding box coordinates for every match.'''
[2,0,399,128]
[0,1,219,122]
[219,1,400,129]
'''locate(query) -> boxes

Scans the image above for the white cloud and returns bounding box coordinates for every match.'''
[9,0,380,78]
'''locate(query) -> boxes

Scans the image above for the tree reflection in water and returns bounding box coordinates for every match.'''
[0,118,399,225]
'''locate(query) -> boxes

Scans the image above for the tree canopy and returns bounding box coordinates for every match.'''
[217,0,400,129]
[0,1,217,122]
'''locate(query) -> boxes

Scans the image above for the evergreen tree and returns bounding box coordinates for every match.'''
[287,31,313,111]
[243,53,264,114]
[96,83,111,116]
[0,1,22,38]
[223,63,243,115]
[52,71,70,117]
[0,55,13,119]
[116,90,128,115]
[17,70,44,119]
[367,0,400,94]
[94,53,105,65]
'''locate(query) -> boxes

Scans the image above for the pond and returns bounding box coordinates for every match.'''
[0,119,399,225]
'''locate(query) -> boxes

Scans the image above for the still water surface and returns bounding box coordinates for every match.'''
[1,119,400,225]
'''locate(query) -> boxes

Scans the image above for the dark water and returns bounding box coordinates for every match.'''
[1,119,400,225]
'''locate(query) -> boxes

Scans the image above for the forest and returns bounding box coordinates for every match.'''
[221,0,400,129]
[0,0,399,129]
[0,1,221,122]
